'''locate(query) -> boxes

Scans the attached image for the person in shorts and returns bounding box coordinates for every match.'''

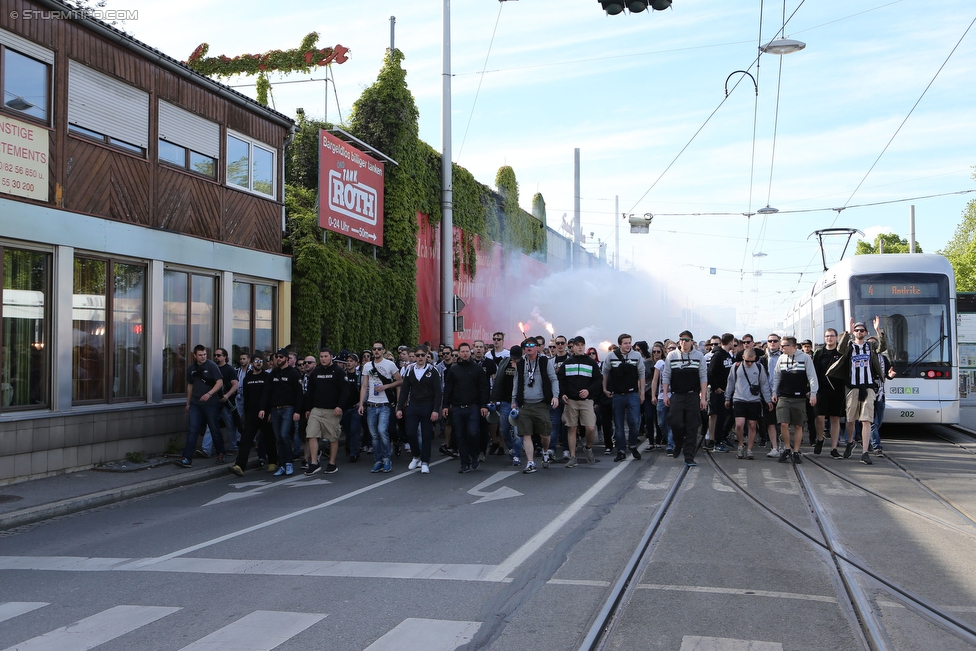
[771,336,818,464]
[724,348,771,459]
[557,336,602,467]
[303,348,348,475]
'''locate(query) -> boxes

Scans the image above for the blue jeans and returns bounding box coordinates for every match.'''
[269,406,295,465]
[342,406,363,456]
[656,400,674,449]
[182,401,224,461]
[366,403,391,462]
[870,397,885,450]
[202,402,240,455]
[549,403,566,452]
[497,402,523,459]
[452,405,481,466]
[612,392,641,451]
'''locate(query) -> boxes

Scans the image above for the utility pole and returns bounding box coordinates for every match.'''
[440,0,454,346]
[614,195,620,270]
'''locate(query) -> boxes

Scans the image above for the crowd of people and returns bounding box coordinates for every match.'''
[173,319,896,477]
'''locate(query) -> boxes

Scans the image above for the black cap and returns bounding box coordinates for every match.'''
[800,339,813,346]
[853,322,867,331]
[275,348,289,357]
[509,345,523,359]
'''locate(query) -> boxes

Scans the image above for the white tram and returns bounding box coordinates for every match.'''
[783,254,958,425]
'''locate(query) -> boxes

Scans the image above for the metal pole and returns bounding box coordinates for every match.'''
[574,148,581,269]
[614,195,620,271]
[909,205,916,253]
[390,16,396,53]
[440,0,455,346]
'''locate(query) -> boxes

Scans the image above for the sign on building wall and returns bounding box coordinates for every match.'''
[0,115,48,202]
[318,130,384,246]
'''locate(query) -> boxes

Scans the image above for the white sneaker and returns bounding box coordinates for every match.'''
[561,450,570,460]
[420,463,430,474]
[403,443,411,452]
[767,447,780,458]
[408,457,421,470]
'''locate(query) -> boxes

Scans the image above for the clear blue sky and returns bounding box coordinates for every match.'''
[121,0,976,332]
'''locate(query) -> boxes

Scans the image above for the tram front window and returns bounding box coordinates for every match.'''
[851,274,951,368]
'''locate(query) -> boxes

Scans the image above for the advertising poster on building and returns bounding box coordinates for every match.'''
[0,114,48,202]
[318,130,384,246]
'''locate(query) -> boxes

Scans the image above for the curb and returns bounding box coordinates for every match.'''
[0,464,229,532]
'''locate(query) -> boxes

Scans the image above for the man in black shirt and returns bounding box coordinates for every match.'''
[705,333,735,452]
[397,345,442,474]
[230,357,271,476]
[302,348,349,475]
[443,342,489,473]
[177,345,225,468]
[261,347,302,476]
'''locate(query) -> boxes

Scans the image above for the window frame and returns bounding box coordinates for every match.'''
[0,44,51,126]
[68,123,146,158]
[0,243,51,413]
[157,138,217,180]
[225,130,276,198]
[231,279,277,364]
[162,268,219,398]
[71,254,147,405]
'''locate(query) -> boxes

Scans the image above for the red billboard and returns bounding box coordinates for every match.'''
[318,130,384,246]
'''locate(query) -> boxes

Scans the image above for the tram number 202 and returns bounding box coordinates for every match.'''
[899,410,915,418]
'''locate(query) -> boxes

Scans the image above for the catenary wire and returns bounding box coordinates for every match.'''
[456,1,505,164]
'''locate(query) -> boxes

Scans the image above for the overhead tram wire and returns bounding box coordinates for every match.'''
[833,12,976,223]
[455,1,506,165]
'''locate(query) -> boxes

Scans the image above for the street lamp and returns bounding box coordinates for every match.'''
[760,38,805,55]
[599,0,671,15]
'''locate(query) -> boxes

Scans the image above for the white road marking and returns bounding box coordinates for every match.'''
[817,473,862,496]
[467,471,523,503]
[638,466,680,490]
[204,474,310,506]
[176,610,325,651]
[761,468,798,495]
[0,605,180,651]
[485,459,632,582]
[135,458,454,565]
[713,468,748,492]
[364,618,480,651]
[0,602,48,623]
[0,556,496,582]
[679,636,783,650]
[638,583,838,604]
[546,578,612,587]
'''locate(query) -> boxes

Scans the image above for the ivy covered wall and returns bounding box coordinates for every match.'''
[285,50,546,354]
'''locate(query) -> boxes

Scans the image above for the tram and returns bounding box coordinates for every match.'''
[783,253,959,425]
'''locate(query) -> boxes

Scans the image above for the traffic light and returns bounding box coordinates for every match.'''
[599,0,671,14]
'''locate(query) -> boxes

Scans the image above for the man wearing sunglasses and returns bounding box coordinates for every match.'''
[662,331,707,467]
[771,336,818,464]
[602,333,646,462]
[827,318,885,465]
[260,348,303,476]
[724,348,771,459]
[359,341,403,474]
[511,339,560,474]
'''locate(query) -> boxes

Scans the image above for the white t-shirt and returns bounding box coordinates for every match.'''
[655,359,670,400]
[365,358,399,404]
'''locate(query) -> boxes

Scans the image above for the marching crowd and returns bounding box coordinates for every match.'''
[173,319,895,477]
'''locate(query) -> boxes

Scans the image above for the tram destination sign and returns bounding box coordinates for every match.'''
[858,282,940,299]
[318,130,384,246]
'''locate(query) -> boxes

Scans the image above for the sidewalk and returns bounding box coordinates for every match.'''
[3,408,975,533]
[0,456,231,531]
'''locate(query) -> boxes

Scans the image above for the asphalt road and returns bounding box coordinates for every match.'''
[1,427,974,651]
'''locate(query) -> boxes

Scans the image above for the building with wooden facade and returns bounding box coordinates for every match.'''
[0,0,294,482]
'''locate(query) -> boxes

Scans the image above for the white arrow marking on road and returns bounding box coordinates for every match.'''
[204,475,314,506]
[287,479,332,487]
[467,471,523,504]
[229,481,271,489]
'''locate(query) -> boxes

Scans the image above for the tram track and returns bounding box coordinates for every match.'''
[704,450,976,650]
[577,463,690,651]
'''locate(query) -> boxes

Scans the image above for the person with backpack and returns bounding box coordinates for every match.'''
[724,348,773,459]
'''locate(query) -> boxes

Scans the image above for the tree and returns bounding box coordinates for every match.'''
[855,232,922,255]
[939,193,976,292]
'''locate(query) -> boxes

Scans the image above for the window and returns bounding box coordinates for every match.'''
[157,101,219,179]
[158,140,216,179]
[231,280,276,363]
[162,270,216,395]
[2,47,49,123]
[1,246,49,410]
[226,132,275,197]
[71,257,146,403]
[68,60,148,157]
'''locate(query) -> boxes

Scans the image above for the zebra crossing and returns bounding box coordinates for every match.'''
[0,603,477,651]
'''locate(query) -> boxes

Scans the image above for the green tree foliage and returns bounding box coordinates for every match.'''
[939,193,976,291]
[855,232,922,255]
[495,166,547,257]
[285,51,546,354]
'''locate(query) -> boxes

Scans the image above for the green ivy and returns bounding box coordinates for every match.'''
[285,50,546,354]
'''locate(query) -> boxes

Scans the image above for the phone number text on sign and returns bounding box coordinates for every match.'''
[0,115,49,202]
